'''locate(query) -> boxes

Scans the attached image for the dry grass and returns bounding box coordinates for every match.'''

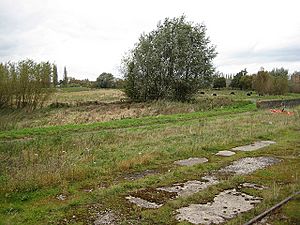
[48,89,126,105]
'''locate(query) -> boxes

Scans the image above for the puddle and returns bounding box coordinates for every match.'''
[126,196,162,209]
[123,169,158,181]
[176,188,262,224]
[157,176,219,197]
[174,157,208,166]
[219,157,280,175]
[215,150,235,157]
[232,141,276,152]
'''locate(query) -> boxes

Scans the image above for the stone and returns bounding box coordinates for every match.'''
[125,196,162,209]
[176,188,262,224]
[215,150,235,157]
[232,141,276,152]
[56,194,67,201]
[157,176,219,197]
[174,157,208,166]
[219,157,280,175]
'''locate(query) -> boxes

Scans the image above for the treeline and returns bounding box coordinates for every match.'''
[228,68,291,95]
[0,59,53,110]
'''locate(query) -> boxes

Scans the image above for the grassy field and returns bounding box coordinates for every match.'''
[0,88,300,225]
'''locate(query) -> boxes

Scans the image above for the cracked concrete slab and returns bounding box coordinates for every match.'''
[157,176,219,197]
[94,211,117,225]
[232,141,276,152]
[238,183,268,190]
[219,157,280,175]
[176,188,262,224]
[125,196,162,209]
[215,150,236,157]
[174,157,208,166]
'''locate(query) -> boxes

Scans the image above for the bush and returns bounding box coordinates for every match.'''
[122,15,217,102]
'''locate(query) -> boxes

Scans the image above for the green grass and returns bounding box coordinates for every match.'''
[0,103,299,224]
[0,101,255,140]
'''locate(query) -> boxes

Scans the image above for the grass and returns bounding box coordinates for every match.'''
[0,89,299,224]
[0,104,299,224]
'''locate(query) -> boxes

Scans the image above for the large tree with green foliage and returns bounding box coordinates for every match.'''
[122,15,217,101]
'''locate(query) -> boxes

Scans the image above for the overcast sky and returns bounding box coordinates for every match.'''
[1,0,300,80]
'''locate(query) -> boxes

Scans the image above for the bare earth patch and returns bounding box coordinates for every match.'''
[232,141,276,152]
[176,188,262,224]
[219,157,280,175]
[157,176,219,197]
[174,157,208,166]
[123,169,158,181]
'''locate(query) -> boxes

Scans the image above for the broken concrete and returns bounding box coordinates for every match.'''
[219,157,280,175]
[94,211,117,225]
[176,188,262,224]
[174,157,208,166]
[238,183,268,190]
[215,150,236,157]
[125,196,162,209]
[157,176,219,197]
[232,141,276,152]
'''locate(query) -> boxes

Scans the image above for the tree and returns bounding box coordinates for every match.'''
[63,66,68,86]
[122,15,217,101]
[52,64,58,86]
[269,68,288,95]
[213,77,226,88]
[230,69,247,89]
[252,70,273,95]
[239,75,253,90]
[96,72,115,88]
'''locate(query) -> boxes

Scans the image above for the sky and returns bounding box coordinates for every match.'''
[0,0,300,81]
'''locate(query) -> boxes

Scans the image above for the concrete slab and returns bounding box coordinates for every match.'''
[232,141,276,152]
[125,196,162,209]
[174,157,208,166]
[215,150,236,157]
[94,211,117,225]
[176,188,262,224]
[157,176,219,197]
[219,157,280,175]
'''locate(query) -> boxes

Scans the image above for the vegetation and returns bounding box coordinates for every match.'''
[0,59,53,110]
[253,68,289,95]
[123,15,217,102]
[0,100,299,224]
[213,77,226,88]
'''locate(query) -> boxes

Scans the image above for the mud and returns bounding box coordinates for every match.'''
[176,188,262,224]
[174,157,208,166]
[128,187,176,205]
[219,157,280,175]
[232,141,276,152]
[157,176,219,197]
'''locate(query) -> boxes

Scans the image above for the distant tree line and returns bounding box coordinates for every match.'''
[0,59,53,110]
